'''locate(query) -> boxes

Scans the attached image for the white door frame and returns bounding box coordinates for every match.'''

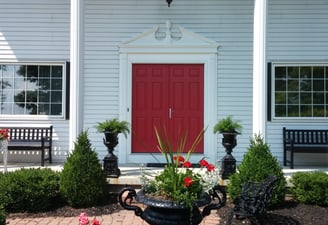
[118,21,219,164]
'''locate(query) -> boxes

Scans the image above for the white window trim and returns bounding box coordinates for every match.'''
[271,62,328,122]
[0,61,67,120]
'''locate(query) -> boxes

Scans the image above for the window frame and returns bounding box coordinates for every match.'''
[0,61,69,120]
[270,62,328,121]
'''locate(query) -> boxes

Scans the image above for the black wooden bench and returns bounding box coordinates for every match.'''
[283,127,328,169]
[4,126,53,166]
[226,176,278,225]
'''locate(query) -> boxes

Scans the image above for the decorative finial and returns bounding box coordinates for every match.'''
[167,0,172,7]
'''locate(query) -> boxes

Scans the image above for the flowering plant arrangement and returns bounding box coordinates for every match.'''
[140,127,219,209]
[0,129,9,141]
[78,213,100,225]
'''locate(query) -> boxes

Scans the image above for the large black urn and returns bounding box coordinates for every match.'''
[103,131,120,178]
[118,186,226,225]
[220,132,238,179]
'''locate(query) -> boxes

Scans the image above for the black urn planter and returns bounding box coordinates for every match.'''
[103,131,121,178]
[118,187,226,225]
[220,132,238,179]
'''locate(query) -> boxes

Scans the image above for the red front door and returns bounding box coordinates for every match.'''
[132,64,204,153]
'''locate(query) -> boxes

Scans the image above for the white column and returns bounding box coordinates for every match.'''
[253,0,267,137]
[69,0,84,151]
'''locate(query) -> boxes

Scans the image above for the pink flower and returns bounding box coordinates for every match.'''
[78,213,100,225]
[78,213,89,225]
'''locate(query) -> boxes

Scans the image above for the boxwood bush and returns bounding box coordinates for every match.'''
[227,134,286,206]
[291,171,328,206]
[0,205,5,225]
[0,168,61,212]
[60,131,108,208]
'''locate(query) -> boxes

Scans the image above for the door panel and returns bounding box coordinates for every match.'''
[132,64,204,153]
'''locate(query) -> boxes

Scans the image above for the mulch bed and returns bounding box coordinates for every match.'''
[7,195,328,225]
[217,198,328,225]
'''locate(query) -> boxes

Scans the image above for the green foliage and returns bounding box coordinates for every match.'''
[290,172,328,206]
[227,134,286,206]
[0,168,61,212]
[0,205,6,225]
[60,131,108,208]
[213,115,243,134]
[95,118,130,137]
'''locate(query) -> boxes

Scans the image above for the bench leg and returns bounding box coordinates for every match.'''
[283,149,287,166]
[41,149,45,166]
[48,148,52,163]
[290,151,294,169]
[225,209,234,225]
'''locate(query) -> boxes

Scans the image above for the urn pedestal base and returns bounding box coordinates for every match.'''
[103,154,121,178]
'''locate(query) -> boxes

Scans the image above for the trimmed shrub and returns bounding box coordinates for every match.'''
[0,205,6,225]
[0,168,61,212]
[227,134,286,206]
[60,131,108,208]
[291,171,328,206]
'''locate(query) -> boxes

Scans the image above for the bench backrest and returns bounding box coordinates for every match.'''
[6,126,53,142]
[283,127,328,145]
[236,175,278,215]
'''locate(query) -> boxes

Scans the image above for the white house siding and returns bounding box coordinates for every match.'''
[266,0,328,165]
[0,0,70,163]
[83,0,255,164]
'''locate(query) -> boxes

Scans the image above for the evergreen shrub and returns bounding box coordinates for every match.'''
[60,131,108,208]
[291,171,328,206]
[0,205,5,225]
[227,134,286,206]
[0,168,61,212]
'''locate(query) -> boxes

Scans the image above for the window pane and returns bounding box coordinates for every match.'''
[300,93,312,104]
[313,92,324,104]
[300,67,311,79]
[313,67,324,79]
[287,67,299,79]
[313,105,325,117]
[288,80,299,91]
[275,67,286,79]
[275,92,286,104]
[288,105,299,117]
[300,105,312,116]
[275,80,286,91]
[275,105,286,117]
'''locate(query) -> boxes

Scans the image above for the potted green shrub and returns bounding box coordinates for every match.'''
[213,115,242,134]
[96,118,130,138]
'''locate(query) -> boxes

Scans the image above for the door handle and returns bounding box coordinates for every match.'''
[169,108,173,119]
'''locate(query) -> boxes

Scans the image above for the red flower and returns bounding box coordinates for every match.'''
[92,219,101,225]
[206,163,215,172]
[182,161,192,168]
[199,159,209,167]
[173,155,185,163]
[183,177,193,187]
[0,128,9,140]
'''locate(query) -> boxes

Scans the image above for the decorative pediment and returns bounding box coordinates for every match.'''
[119,21,219,53]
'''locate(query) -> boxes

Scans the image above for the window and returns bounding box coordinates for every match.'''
[272,63,328,119]
[0,63,67,118]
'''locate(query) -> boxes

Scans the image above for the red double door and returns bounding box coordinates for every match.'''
[132,64,204,154]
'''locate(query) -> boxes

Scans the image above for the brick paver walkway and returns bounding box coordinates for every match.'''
[7,209,222,225]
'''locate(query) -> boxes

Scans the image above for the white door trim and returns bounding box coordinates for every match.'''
[118,21,219,164]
